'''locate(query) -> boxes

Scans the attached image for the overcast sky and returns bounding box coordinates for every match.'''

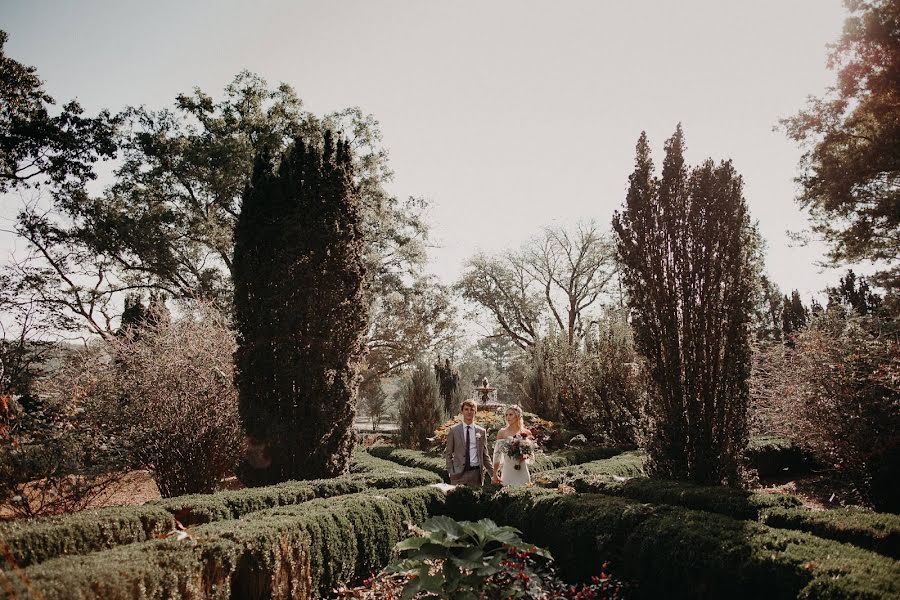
[2,0,852,302]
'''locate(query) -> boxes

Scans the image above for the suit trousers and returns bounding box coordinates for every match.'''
[450,467,482,487]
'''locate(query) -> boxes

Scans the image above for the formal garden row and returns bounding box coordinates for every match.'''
[2,446,897,599]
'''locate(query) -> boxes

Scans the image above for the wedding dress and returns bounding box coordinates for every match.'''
[493,437,532,487]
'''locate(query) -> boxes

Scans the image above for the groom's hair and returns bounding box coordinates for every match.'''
[460,399,477,411]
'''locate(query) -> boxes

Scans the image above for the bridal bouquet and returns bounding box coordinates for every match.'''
[505,433,537,470]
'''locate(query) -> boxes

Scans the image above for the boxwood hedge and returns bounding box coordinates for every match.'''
[1,486,447,600]
[447,487,900,600]
[0,452,440,570]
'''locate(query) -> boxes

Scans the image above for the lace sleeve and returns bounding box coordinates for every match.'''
[492,438,506,464]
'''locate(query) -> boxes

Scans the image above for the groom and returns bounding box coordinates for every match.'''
[445,399,494,487]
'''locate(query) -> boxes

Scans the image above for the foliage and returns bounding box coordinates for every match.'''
[0,435,126,520]
[780,0,900,300]
[460,487,900,600]
[233,134,368,485]
[613,126,757,485]
[458,221,617,350]
[522,335,565,421]
[0,30,117,192]
[752,311,900,510]
[39,305,243,498]
[1,486,447,600]
[434,357,461,415]
[556,310,645,446]
[398,361,444,450]
[359,377,390,432]
[359,515,628,600]
[531,451,646,489]
[762,505,900,560]
[742,436,816,477]
[0,450,439,568]
[826,269,883,316]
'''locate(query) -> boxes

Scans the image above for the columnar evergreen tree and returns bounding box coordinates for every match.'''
[782,290,809,336]
[233,131,368,485]
[398,361,443,450]
[434,357,460,415]
[612,126,757,485]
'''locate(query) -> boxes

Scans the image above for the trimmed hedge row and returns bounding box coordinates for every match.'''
[446,487,900,599]
[531,451,646,486]
[365,445,638,483]
[1,486,448,600]
[532,465,900,560]
[365,446,447,479]
[762,506,900,560]
[0,452,440,570]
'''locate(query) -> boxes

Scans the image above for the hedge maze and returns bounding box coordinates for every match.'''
[1,446,898,599]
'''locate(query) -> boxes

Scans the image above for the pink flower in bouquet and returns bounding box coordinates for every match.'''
[505,433,538,470]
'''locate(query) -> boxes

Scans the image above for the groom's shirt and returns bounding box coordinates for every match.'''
[464,423,480,467]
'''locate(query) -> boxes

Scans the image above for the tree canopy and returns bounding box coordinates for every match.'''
[781,0,900,302]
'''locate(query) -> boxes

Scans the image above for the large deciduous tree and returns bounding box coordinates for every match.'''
[233,133,368,485]
[613,126,757,485]
[0,30,117,192]
[780,0,900,303]
[458,222,617,349]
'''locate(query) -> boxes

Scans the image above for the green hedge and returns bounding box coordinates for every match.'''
[365,446,447,479]
[0,452,440,569]
[531,451,646,486]
[1,486,448,600]
[762,506,900,560]
[532,469,899,560]
[744,436,816,477]
[447,487,900,600]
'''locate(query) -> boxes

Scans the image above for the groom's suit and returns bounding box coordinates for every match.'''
[445,421,494,486]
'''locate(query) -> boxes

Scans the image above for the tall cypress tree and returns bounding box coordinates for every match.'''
[613,125,756,485]
[233,132,368,485]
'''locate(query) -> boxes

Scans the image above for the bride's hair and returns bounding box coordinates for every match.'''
[505,404,525,432]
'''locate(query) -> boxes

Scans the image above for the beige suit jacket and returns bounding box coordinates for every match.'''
[445,422,494,483]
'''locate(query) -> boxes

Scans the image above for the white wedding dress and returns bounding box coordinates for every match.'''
[493,437,532,487]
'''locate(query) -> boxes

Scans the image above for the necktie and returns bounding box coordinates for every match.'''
[464,426,471,469]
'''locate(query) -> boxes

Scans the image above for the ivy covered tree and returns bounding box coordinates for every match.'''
[233,132,368,485]
[613,126,757,485]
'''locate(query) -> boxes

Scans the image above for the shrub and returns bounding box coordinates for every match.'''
[4,487,448,600]
[532,451,646,488]
[68,306,244,498]
[365,516,627,599]
[0,451,440,569]
[367,446,447,479]
[743,435,816,477]
[0,434,126,519]
[613,127,757,485]
[556,309,646,447]
[233,134,368,485]
[757,313,900,510]
[398,362,444,450]
[456,488,900,599]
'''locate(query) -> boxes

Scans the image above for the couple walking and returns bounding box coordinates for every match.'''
[444,399,534,487]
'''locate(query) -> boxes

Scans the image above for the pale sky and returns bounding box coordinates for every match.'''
[2,0,853,304]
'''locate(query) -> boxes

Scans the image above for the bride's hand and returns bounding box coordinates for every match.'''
[492,474,500,484]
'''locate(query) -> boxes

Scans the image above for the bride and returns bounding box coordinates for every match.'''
[492,404,533,487]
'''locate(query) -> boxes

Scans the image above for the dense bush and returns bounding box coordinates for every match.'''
[398,361,444,450]
[742,436,816,477]
[0,434,126,519]
[754,313,900,510]
[762,506,900,559]
[58,307,245,498]
[556,310,646,447]
[531,451,646,488]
